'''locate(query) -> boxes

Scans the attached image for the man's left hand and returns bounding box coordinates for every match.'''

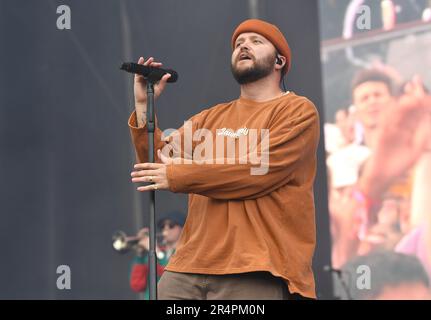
[131,149,173,192]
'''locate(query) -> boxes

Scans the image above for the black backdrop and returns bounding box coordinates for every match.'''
[0,0,333,299]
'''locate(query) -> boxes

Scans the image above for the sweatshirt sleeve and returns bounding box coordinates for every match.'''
[166,99,320,200]
[128,111,166,163]
[128,110,204,163]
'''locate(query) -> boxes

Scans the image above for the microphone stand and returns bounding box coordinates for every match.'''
[145,73,160,300]
[324,265,353,300]
[120,62,175,300]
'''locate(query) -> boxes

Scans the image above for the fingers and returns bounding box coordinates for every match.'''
[137,184,164,192]
[404,75,425,97]
[135,56,164,81]
[137,228,149,238]
[131,168,159,177]
[133,163,163,170]
[131,175,159,183]
[143,57,153,66]
[411,75,425,97]
[131,163,165,185]
[143,57,163,67]
[137,185,154,192]
[404,81,414,94]
[156,73,171,93]
[131,160,169,192]
[399,75,428,114]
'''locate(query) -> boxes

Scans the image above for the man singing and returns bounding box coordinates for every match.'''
[128,19,320,299]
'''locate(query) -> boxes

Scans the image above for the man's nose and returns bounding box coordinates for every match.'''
[237,41,251,51]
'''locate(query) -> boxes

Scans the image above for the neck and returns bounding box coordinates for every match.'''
[164,241,177,251]
[240,74,283,102]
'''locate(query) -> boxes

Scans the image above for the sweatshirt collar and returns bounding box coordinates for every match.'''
[238,91,290,106]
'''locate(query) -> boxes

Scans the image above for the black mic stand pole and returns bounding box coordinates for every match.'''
[145,74,159,300]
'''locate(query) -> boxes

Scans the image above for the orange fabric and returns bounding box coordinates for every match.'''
[231,19,292,75]
[128,92,320,298]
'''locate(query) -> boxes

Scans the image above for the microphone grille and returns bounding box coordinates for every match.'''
[166,69,178,83]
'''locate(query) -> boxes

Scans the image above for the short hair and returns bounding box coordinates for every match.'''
[351,69,394,96]
[340,250,429,300]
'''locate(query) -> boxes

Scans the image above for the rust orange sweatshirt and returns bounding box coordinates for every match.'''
[128,91,320,298]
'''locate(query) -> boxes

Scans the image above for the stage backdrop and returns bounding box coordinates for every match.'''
[0,0,332,299]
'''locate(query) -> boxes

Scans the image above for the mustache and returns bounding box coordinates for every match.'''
[236,51,255,62]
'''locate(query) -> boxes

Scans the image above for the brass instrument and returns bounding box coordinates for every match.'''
[112,230,165,259]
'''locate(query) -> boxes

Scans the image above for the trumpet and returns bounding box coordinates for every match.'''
[112,230,140,253]
[112,230,165,258]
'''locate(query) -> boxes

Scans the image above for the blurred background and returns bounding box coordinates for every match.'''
[321,0,431,299]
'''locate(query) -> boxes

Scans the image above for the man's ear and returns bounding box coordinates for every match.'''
[276,56,282,65]
[275,55,286,69]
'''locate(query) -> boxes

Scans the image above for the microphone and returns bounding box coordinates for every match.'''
[120,62,178,83]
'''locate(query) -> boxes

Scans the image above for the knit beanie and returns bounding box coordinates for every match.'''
[231,19,291,75]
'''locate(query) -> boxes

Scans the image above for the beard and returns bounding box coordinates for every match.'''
[231,51,276,85]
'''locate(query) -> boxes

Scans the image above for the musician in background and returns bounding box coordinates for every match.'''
[129,211,185,299]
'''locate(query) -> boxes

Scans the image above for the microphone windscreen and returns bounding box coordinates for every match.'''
[165,69,178,83]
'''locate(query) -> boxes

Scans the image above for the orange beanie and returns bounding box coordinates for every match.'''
[231,19,291,75]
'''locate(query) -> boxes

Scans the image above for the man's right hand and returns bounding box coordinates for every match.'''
[134,56,171,126]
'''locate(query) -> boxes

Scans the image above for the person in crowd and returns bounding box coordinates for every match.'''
[341,251,431,300]
[129,211,185,299]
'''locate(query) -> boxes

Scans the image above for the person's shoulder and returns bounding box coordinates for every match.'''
[284,92,318,112]
[192,99,237,119]
[205,99,237,113]
[276,92,319,120]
